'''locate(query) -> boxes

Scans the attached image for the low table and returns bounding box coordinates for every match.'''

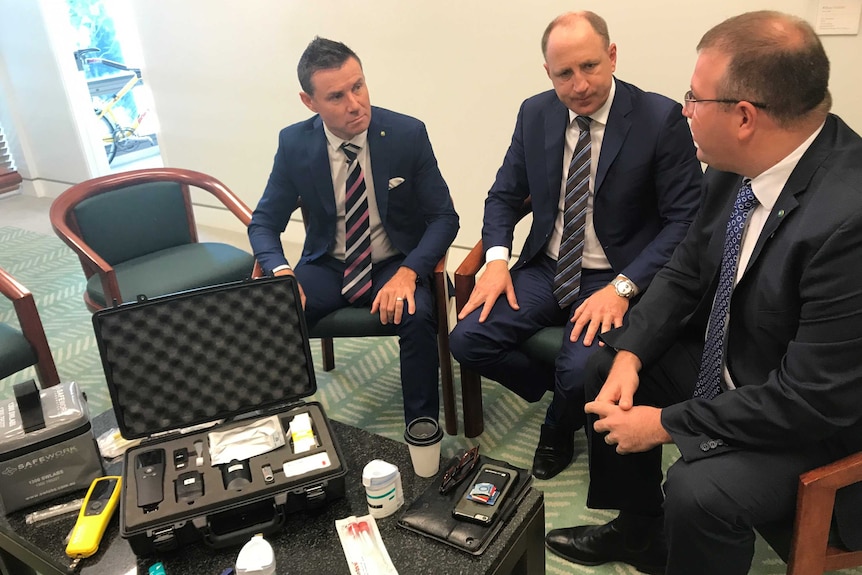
[0,412,545,575]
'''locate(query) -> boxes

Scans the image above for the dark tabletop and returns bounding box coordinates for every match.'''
[0,410,543,575]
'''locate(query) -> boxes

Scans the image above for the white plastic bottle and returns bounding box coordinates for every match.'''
[235,533,276,575]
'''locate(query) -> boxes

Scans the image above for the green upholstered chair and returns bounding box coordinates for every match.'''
[0,265,60,388]
[50,168,256,312]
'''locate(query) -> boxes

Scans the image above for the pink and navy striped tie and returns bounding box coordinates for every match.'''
[341,142,372,304]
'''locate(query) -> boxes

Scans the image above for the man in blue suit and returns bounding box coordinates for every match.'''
[449,11,702,479]
[248,37,459,426]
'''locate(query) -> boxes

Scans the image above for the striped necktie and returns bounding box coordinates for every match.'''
[553,116,592,308]
[694,179,758,400]
[341,142,372,304]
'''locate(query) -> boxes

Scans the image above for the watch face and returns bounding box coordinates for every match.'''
[615,280,634,297]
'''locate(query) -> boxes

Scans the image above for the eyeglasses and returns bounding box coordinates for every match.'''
[683,90,768,112]
[439,445,479,494]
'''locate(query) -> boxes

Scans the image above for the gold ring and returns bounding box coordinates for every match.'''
[396,297,404,301]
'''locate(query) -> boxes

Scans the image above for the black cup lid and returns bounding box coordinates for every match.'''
[404,416,443,446]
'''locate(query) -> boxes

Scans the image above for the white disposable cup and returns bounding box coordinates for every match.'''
[404,417,443,477]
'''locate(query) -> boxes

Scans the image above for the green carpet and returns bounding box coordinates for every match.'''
[0,225,858,575]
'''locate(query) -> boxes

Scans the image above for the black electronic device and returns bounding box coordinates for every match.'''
[452,464,515,526]
[135,448,166,511]
[175,470,205,502]
[173,447,189,470]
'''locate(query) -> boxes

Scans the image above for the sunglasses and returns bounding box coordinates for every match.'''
[439,445,480,494]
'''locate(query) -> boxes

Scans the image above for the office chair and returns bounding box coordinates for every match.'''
[50,168,256,311]
[0,265,60,388]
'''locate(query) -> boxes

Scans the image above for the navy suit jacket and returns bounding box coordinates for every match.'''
[482,78,702,291]
[608,114,862,545]
[249,107,458,279]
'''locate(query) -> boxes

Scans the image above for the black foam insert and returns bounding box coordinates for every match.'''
[93,277,316,438]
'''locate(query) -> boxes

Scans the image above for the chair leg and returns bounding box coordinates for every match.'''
[437,329,457,436]
[461,367,484,438]
[321,338,335,371]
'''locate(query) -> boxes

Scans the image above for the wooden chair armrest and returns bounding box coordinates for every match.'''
[0,268,60,387]
[453,240,485,312]
[800,450,862,490]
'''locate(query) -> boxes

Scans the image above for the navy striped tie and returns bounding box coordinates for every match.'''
[341,142,372,304]
[694,179,758,400]
[553,116,592,308]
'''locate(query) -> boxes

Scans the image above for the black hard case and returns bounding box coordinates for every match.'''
[92,276,347,556]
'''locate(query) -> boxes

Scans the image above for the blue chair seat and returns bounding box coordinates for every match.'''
[86,243,255,307]
[519,326,565,366]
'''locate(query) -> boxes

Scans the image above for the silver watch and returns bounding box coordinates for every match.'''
[612,277,635,299]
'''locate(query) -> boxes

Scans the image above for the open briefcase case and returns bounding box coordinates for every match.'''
[92,276,347,556]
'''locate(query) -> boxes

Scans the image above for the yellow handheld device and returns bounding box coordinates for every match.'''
[66,476,122,561]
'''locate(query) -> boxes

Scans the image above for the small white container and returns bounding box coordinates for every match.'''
[235,533,276,575]
[362,460,404,518]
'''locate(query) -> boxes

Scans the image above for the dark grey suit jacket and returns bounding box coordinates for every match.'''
[608,114,862,546]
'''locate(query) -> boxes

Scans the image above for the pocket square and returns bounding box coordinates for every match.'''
[388,177,405,190]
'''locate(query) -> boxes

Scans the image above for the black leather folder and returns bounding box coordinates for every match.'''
[397,455,532,555]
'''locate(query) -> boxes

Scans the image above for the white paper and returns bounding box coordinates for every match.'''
[815,0,862,35]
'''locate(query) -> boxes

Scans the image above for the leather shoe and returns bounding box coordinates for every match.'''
[531,424,574,480]
[545,518,667,575]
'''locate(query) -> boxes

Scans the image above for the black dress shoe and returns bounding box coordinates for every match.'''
[531,424,574,480]
[545,518,667,575]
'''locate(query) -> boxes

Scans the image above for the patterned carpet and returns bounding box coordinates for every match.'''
[0,225,858,575]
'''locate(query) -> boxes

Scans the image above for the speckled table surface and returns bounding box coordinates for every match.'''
[1,411,545,575]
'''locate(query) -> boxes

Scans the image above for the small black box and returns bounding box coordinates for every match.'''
[92,276,347,555]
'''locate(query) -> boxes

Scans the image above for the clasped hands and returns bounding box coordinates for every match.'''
[585,351,671,454]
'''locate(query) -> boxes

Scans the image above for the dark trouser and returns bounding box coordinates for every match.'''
[295,254,438,425]
[584,343,833,575]
[450,255,614,432]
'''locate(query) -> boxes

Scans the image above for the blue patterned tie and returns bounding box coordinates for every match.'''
[553,116,592,308]
[694,179,758,400]
[341,142,372,304]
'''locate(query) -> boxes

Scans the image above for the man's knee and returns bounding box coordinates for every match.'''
[449,312,488,364]
[583,346,616,401]
[664,459,742,530]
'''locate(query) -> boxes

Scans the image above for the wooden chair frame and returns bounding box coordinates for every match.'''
[0,266,60,388]
[50,167,253,312]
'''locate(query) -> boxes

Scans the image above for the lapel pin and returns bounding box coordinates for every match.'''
[380,130,386,137]
[777,209,785,217]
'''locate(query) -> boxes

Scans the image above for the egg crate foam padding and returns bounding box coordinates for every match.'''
[92,276,316,439]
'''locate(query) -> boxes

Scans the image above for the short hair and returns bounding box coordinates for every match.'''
[541,11,610,56]
[297,37,362,96]
[697,11,831,127]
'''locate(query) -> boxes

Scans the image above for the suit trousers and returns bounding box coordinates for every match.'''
[450,254,615,426]
[295,254,438,425]
[584,343,834,575]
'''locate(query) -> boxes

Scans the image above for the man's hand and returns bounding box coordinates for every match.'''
[585,403,671,454]
[371,266,418,325]
[592,350,642,410]
[457,260,518,323]
[274,268,306,309]
[569,285,630,345]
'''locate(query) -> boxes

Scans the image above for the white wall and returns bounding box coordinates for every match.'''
[126,0,862,259]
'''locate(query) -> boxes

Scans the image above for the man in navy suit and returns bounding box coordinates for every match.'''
[449,12,702,479]
[248,37,459,426]
[545,11,862,574]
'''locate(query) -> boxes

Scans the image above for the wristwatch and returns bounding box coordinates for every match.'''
[611,276,636,299]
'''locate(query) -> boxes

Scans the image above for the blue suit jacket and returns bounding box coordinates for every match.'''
[482,78,702,291]
[249,107,459,279]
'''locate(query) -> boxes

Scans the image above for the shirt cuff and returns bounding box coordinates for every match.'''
[485,246,510,263]
[271,264,292,274]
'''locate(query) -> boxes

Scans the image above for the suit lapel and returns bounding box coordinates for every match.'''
[596,80,632,194]
[367,113,391,223]
[742,117,836,274]
[544,99,568,200]
[308,117,336,219]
